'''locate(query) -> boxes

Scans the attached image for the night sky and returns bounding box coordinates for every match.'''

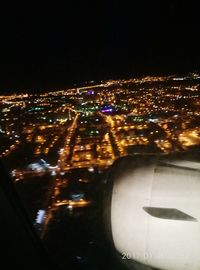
[1,1,200,93]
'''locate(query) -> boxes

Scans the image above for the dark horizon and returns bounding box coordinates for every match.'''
[1,69,200,95]
[1,1,200,94]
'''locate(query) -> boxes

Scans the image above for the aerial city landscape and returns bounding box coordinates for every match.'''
[1,72,200,268]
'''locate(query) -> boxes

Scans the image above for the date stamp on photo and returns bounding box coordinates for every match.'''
[121,251,153,260]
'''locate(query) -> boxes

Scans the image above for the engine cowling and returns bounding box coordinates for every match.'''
[104,156,200,270]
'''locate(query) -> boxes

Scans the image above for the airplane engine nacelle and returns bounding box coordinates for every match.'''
[104,156,200,270]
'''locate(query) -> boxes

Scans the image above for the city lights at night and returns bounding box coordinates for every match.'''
[1,2,200,270]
